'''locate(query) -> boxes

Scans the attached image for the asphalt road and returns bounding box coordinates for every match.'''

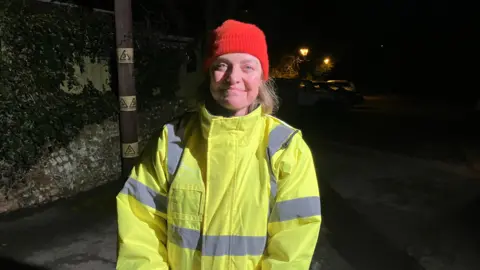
[295,95,480,270]
[1,95,479,270]
[292,95,480,165]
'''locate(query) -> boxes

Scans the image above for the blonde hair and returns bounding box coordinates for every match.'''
[196,76,280,115]
[249,78,279,115]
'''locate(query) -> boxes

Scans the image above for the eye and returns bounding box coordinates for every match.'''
[243,64,255,71]
[213,63,228,71]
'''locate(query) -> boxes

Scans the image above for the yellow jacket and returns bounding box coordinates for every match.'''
[116,105,321,269]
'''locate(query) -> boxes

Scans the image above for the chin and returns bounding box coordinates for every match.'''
[224,104,246,112]
[221,99,249,111]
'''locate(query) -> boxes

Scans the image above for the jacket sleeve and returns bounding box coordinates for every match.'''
[262,133,322,269]
[116,127,170,270]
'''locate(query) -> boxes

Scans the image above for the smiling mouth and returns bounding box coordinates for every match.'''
[226,88,244,92]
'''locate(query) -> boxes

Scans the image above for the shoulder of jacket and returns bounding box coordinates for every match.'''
[264,114,303,158]
[264,114,299,132]
[265,114,301,141]
[162,110,198,145]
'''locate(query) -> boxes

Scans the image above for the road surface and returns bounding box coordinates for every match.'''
[304,95,480,165]
[1,95,479,270]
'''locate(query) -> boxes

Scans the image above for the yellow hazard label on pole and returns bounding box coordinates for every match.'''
[119,95,136,111]
[122,142,139,158]
[117,48,134,64]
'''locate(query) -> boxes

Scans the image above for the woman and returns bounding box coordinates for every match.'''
[116,19,321,270]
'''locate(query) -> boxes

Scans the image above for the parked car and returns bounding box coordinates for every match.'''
[326,80,364,106]
[298,79,364,108]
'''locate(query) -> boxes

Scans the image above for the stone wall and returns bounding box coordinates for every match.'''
[0,101,184,213]
[0,0,191,213]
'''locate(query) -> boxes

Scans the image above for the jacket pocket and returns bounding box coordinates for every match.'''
[169,184,204,220]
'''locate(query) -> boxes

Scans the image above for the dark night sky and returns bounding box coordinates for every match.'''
[76,0,469,55]
[73,0,473,95]
[240,0,470,92]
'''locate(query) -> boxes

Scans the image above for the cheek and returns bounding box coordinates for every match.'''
[244,76,262,96]
[212,71,225,83]
[210,72,223,92]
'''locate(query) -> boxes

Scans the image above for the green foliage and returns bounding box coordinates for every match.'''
[270,55,300,79]
[0,0,187,187]
[0,1,116,175]
[0,1,113,92]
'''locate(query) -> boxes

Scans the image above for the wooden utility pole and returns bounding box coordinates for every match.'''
[114,0,139,178]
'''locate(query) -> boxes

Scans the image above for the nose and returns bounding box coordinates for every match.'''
[226,65,241,85]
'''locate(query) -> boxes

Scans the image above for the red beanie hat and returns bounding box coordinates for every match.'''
[204,19,269,80]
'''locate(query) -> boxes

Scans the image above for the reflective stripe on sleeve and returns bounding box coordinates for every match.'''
[120,177,168,214]
[166,123,184,185]
[266,124,297,215]
[269,196,321,222]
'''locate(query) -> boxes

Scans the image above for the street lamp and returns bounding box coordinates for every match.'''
[299,48,309,57]
[323,57,330,64]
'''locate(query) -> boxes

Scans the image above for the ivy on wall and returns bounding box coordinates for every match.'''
[0,1,116,178]
[0,0,189,191]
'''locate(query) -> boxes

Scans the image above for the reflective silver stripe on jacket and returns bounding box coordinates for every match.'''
[169,224,267,256]
[165,116,190,185]
[266,124,298,215]
[120,177,168,214]
[269,196,322,222]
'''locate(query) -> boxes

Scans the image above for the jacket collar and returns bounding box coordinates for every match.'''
[199,103,263,139]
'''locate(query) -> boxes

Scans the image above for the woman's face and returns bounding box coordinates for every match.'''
[210,53,263,116]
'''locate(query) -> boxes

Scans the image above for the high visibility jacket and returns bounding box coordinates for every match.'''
[116,105,322,270]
